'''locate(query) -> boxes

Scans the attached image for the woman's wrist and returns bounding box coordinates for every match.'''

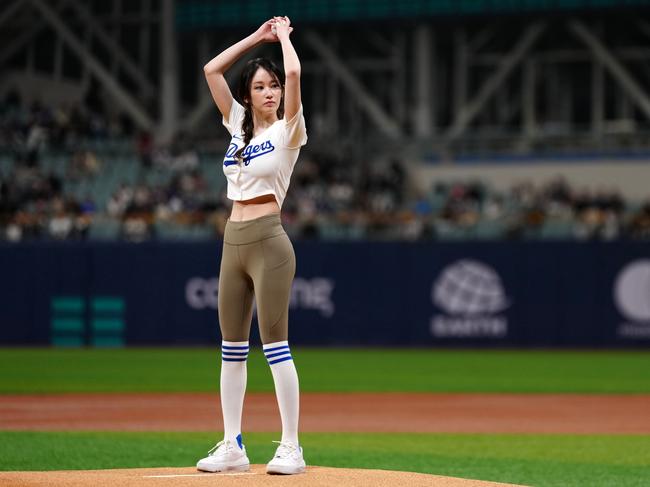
[277,32,291,43]
[248,30,264,46]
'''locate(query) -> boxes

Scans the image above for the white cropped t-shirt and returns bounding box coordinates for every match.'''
[221,100,307,207]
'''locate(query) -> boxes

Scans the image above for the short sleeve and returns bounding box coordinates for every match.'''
[222,100,245,135]
[282,105,308,149]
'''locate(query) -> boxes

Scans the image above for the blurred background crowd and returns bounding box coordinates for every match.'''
[1,92,649,243]
[2,1,650,243]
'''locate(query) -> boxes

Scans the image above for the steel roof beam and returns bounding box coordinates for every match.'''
[29,0,154,130]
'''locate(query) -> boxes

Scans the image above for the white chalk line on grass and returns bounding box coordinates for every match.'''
[143,473,257,478]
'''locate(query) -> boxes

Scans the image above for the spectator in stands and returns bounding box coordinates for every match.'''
[47,197,73,240]
[121,211,152,242]
[137,131,154,168]
[627,201,650,239]
[4,212,24,242]
[68,150,101,181]
[573,187,624,240]
[106,183,133,218]
[440,182,481,227]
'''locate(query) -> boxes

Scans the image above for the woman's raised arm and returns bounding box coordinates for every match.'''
[203,20,278,119]
[273,16,301,122]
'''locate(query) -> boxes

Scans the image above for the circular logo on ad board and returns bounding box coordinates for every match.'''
[614,260,650,323]
[432,259,509,316]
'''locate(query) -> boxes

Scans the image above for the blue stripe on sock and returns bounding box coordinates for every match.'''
[263,345,290,354]
[222,351,248,356]
[265,350,291,359]
[222,357,247,362]
[268,355,293,365]
[222,345,249,350]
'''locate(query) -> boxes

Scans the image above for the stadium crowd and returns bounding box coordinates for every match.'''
[1,95,650,242]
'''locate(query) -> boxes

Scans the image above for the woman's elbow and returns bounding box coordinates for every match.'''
[285,68,301,80]
[204,64,222,76]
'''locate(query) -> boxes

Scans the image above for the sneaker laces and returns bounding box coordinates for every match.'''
[207,440,234,456]
[272,441,300,459]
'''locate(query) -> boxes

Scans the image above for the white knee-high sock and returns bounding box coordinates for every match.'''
[220,340,249,447]
[263,340,300,445]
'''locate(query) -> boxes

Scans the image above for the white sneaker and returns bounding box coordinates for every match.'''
[266,441,306,475]
[196,438,250,473]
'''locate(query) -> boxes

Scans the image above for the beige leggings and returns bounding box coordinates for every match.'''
[218,213,296,344]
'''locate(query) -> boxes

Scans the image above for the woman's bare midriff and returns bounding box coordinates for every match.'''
[230,194,281,221]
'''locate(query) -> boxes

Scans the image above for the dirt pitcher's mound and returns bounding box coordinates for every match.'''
[0,466,528,487]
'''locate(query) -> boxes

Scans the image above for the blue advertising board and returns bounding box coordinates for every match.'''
[0,241,649,347]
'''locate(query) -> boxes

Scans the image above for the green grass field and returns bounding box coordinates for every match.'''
[1,348,649,393]
[1,431,650,487]
[1,348,650,486]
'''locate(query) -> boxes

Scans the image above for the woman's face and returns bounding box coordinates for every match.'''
[248,67,282,118]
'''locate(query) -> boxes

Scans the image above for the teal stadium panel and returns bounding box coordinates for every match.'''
[176,0,650,30]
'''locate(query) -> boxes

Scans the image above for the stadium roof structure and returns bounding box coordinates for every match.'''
[4,0,650,160]
[176,0,650,30]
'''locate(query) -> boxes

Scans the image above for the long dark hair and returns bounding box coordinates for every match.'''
[234,57,285,162]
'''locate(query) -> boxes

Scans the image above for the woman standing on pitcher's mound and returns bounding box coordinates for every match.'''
[196,16,307,475]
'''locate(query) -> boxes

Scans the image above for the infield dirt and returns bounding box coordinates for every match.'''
[1,392,649,433]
